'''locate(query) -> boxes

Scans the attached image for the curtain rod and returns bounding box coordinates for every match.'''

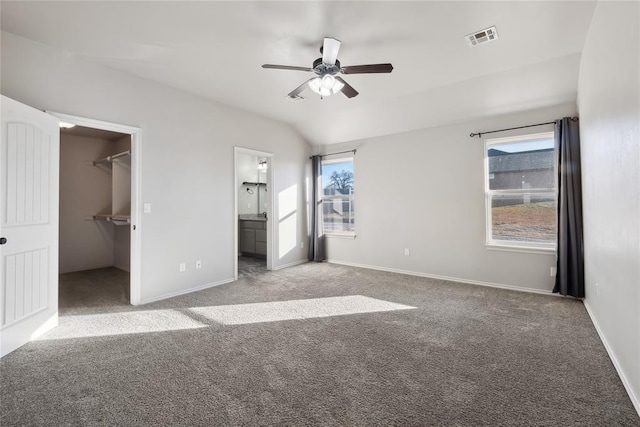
[309,149,356,159]
[469,118,578,139]
[470,121,556,138]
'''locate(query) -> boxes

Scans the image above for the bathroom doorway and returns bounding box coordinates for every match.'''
[234,147,273,279]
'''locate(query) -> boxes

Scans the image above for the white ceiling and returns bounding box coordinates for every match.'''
[1,1,596,145]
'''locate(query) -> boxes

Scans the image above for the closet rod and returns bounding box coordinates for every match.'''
[109,150,130,161]
[92,214,131,224]
[90,150,131,165]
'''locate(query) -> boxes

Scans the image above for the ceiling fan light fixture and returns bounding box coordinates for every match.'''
[321,74,335,89]
[308,75,344,97]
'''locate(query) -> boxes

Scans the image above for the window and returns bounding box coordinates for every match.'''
[484,132,556,251]
[321,157,355,236]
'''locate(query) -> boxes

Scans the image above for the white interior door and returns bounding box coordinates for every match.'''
[0,95,60,357]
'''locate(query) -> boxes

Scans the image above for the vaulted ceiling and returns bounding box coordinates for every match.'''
[1,1,597,145]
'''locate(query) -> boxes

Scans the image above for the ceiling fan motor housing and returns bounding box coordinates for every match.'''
[313,58,341,76]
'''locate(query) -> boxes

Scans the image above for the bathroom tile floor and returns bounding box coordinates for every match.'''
[238,256,267,277]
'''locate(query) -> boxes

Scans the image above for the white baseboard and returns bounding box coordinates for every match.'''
[272,259,308,271]
[138,277,235,305]
[583,300,640,416]
[326,259,556,296]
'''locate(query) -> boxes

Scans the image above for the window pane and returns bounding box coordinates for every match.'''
[490,194,556,243]
[322,195,354,232]
[488,137,554,190]
[321,159,354,233]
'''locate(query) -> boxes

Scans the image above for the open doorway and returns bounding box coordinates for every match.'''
[59,125,131,310]
[50,112,142,306]
[234,147,273,279]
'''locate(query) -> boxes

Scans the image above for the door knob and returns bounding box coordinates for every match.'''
[0,237,6,245]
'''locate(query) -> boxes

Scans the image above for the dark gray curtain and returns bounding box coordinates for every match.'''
[308,155,325,262]
[553,117,584,297]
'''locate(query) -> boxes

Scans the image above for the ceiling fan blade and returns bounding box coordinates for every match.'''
[287,78,315,99]
[322,37,341,65]
[262,64,313,72]
[341,63,394,74]
[335,77,359,98]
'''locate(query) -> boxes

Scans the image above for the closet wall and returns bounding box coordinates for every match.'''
[113,135,131,271]
[59,133,131,274]
[60,134,114,273]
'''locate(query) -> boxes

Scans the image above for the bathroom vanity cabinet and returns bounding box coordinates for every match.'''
[239,218,267,257]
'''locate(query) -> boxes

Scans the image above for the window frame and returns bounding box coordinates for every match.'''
[483,131,557,253]
[321,156,356,239]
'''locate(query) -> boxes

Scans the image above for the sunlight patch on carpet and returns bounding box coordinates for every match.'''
[189,295,415,325]
[36,309,207,340]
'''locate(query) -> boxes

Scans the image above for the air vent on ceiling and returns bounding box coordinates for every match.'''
[465,26,499,47]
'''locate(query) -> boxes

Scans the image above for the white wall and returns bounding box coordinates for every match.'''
[320,103,577,292]
[1,32,311,303]
[578,1,640,412]
[59,134,115,273]
[237,152,259,215]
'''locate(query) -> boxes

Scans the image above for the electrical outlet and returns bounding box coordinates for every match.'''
[195,260,202,269]
[248,203,251,209]
[300,241,304,249]
[595,283,600,296]
[550,267,556,276]
[404,248,410,256]
[179,263,186,273]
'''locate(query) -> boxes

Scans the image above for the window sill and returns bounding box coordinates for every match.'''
[486,243,555,255]
[325,232,356,240]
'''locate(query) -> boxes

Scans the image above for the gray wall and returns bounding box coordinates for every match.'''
[578,1,640,412]
[320,103,577,293]
[2,32,311,303]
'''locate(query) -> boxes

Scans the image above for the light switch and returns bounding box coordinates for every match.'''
[144,203,152,213]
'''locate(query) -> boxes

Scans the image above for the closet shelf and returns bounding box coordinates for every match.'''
[92,214,130,226]
[88,150,131,166]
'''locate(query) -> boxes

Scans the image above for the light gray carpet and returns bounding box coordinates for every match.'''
[1,263,638,426]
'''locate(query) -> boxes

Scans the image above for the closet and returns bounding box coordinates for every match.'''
[59,126,131,302]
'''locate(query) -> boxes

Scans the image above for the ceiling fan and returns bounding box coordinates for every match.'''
[262,37,393,100]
